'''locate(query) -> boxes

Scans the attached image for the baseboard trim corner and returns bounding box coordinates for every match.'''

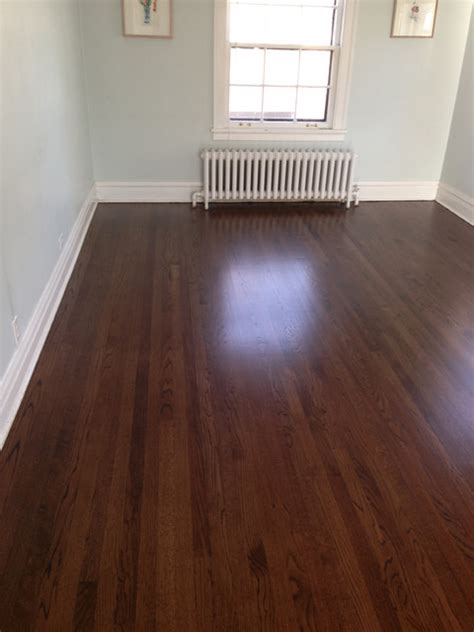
[0,187,97,449]
[436,182,474,225]
[96,181,201,203]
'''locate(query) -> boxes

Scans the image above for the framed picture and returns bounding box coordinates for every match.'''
[122,0,172,38]
[391,0,438,38]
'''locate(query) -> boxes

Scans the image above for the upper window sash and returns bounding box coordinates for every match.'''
[228,0,345,48]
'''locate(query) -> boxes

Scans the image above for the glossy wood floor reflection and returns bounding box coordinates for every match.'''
[1,202,473,631]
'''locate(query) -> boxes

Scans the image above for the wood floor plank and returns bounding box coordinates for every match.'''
[0,201,473,631]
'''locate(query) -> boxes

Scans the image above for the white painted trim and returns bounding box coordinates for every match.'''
[213,0,230,134]
[436,182,474,225]
[212,127,347,141]
[0,186,97,449]
[357,181,439,202]
[96,180,442,204]
[331,0,359,132]
[95,181,201,203]
[213,0,358,141]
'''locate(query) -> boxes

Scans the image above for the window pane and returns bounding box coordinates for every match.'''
[230,48,264,85]
[263,87,296,120]
[299,51,331,87]
[296,88,328,120]
[265,49,299,86]
[264,6,300,44]
[241,0,336,5]
[229,86,262,119]
[230,3,335,46]
[300,8,335,46]
[229,4,266,43]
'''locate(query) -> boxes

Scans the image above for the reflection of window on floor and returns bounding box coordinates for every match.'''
[221,259,315,350]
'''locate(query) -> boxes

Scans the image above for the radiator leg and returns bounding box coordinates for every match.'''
[192,191,206,209]
[353,184,360,207]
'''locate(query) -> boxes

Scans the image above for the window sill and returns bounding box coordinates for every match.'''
[212,126,347,142]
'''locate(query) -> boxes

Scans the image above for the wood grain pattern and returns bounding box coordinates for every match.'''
[1,201,473,631]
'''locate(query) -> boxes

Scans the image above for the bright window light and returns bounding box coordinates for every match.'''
[228,0,341,123]
[213,0,356,139]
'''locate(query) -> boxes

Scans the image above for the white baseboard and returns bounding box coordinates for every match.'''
[96,180,439,204]
[436,182,474,225]
[357,181,439,202]
[96,181,201,203]
[0,186,98,449]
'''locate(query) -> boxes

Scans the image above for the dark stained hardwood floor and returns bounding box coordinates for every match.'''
[0,201,473,631]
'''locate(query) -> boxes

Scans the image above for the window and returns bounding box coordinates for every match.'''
[213,0,357,140]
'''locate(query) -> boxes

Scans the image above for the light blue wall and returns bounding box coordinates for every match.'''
[80,0,472,183]
[0,0,94,378]
[441,7,473,198]
[0,256,15,379]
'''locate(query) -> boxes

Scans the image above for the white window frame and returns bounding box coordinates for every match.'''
[213,0,358,141]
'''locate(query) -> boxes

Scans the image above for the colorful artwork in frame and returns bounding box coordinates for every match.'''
[122,0,172,38]
[391,0,438,38]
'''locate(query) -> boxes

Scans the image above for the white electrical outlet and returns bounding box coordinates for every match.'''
[58,232,64,251]
[12,316,20,345]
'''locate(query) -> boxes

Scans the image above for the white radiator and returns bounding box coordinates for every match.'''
[192,149,359,210]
